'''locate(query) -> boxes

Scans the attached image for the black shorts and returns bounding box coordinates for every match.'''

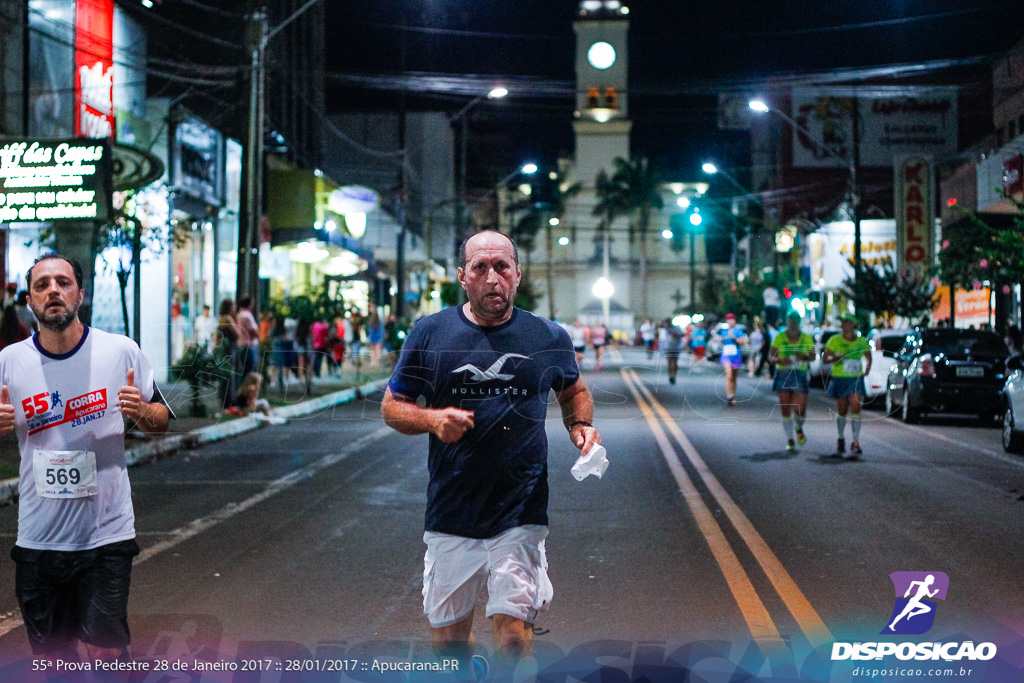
[11,539,141,654]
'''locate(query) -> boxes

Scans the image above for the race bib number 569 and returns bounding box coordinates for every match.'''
[33,450,98,499]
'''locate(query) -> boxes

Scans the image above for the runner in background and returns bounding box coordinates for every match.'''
[769,311,815,451]
[690,321,708,363]
[821,313,872,458]
[718,313,746,406]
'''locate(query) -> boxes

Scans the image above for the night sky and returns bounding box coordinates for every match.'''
[324,0,1024,186]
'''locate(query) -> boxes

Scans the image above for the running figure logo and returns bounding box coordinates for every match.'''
[882,571,949,635]
[452,353,529,382]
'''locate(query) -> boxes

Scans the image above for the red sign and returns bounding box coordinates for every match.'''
[1004,154,1023,197]
[75,0,115,139]
[898,156,932,273]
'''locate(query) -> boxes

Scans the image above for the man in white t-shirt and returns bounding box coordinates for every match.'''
[193,304,217,350]
[0,253,171,663]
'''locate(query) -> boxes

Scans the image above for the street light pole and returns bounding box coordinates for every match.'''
[240,10,267,304]
[749,97,862,276]
[449,88,508,275]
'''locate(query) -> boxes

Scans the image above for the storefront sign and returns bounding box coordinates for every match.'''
[329,185,380,214]
[932,286,991,328]
[173,116,222,205]
[0,139,112,223]
[75,0,115,139]
[112,143,163,191]
[792,88,957,168]
[896,157,933,277]
[807,219,896,289]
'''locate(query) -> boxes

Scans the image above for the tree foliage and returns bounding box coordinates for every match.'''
[840,262,936,326]
[593,156,665,317]
[936,201,1024,290]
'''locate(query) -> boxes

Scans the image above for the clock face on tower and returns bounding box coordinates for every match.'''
[587,41,616,70]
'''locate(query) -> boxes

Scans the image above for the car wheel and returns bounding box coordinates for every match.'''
[884,388,899,417]
[1003,406,1024,453]
[901,388,921,423]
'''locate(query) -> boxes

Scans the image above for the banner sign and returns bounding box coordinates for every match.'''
[173,116,222,206]
[896,156,933,277]
[0,139,113,223]
[75,0,115,139]
[791,88,957,168]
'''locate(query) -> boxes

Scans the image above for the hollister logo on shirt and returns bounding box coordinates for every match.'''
[25,388,108,436]
[451,353,529,382]
[450,353,531,397]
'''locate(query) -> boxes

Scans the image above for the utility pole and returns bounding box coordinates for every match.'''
[240,8,267,304]
[851,96,862,273]
[394,0,409,319]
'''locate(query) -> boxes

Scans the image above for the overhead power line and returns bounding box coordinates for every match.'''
[327,56,990,101]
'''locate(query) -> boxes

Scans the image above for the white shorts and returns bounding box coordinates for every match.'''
[422,525,552,628]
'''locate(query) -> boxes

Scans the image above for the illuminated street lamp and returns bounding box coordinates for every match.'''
[592,276,614,328]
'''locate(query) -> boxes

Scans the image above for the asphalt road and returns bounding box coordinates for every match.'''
[0,348,1022,682]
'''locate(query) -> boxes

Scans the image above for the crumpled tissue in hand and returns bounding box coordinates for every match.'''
[571,444,608,481]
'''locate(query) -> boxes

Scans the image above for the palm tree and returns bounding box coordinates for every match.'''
[595,157,664,319]
[507,171,581,319]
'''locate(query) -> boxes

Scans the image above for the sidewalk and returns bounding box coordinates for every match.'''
[0,359,392,505]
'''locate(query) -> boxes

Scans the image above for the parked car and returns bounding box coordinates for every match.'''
[807,328,840,386]
[863,328,912,403]
[884,328,1010,423]
[1000,355,1024,452]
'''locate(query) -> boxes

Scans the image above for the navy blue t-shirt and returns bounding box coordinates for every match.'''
[388,305,580,539]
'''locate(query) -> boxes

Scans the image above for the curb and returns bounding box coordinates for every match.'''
[0,379,387,507]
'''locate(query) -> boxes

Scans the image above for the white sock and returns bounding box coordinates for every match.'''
[851,413,862,440]
[783,415,795,440]
[837,415,847,438]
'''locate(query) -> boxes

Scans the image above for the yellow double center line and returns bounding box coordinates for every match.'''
[621,368,833,652]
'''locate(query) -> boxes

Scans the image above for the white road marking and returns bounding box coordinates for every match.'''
[0,425,396,640]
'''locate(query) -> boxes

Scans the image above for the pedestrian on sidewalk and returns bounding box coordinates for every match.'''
[14,290,37,333]
[366,309,385,367]
[381,230,601,679]
[0,305,30,352]
[310,318,330,377]
[194,304,217,351]
[235,295,259,377]
[0,253,171,663]
[216,299,241,410]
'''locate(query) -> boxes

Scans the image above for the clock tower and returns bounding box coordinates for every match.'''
[573,1,631,184]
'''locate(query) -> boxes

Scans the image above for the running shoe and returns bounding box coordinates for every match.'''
[848,441,862,458]
[796,430,807,446]
[726,396,737,406]
[836,438,846,455]
[472,654,490,681]
[786,439,796,452]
